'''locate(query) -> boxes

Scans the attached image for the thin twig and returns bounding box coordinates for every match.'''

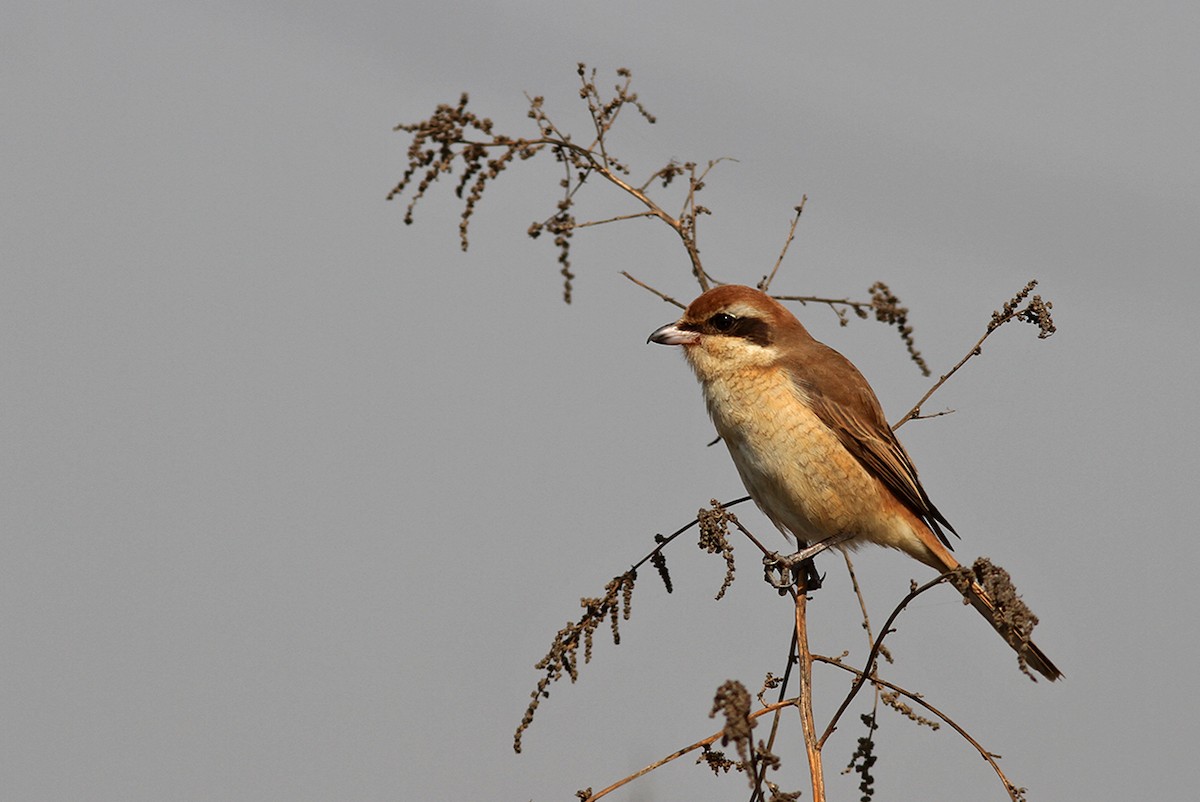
[892,281,1042,429]
[726,515,781,560]
[460,131,709,287]
[771,294,870,311]
[583,700,796,801]
[843,553,875,646]
[750,628,799,797]
[907,407,956,421]
[678,162,713,291]
[579,66,614,166]
[818,572,956,748]
[629,495,752,574]
[636,163,682,193]
[891,331,990,430]
[815,657,1026,802]
[841,552,884,798]
[759,197,806,292]
[619,271,687,309]
[575,211,661,229]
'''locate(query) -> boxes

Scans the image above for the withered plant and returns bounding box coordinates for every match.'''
[391,65,1058,802]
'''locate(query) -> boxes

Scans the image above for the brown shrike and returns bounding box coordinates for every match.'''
[650,284,1061,681]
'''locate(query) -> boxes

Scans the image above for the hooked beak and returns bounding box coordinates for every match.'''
[647,322,700,346]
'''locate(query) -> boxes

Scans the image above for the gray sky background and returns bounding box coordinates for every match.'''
[5,2,1197,799]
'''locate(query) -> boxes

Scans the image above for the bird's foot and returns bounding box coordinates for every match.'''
[762,534,854,592]
[763,550,823,593]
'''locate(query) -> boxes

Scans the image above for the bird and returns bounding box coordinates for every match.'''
[648,284,1061,681]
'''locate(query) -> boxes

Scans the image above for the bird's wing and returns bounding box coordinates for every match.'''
[786,344,957,547]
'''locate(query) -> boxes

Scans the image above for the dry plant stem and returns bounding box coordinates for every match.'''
[759,196,807,292]
[619,271,686,309]
[891,333,991,430]
[772,294,876,311]
[794,577,826,802]
[892,280,1045,430]
[639,495,752,566]
[818,573,954,748]
[726,515,778,558]
[814,658,1025,802]
[582,700,796,802]
[842,553,875,645]
[448,127,711,290]
[843,551,885,706]
[513,496,754,754]
[573,211,661,229]
[839,552,885,799]
[678,159,728,290]
[751,628,799,794]
[553,135,711,290]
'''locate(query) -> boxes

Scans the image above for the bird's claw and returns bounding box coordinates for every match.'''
[763,551,823,592]
[763,552,794,590]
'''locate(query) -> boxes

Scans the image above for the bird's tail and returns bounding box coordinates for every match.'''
[955,569,1063,682]
[912,529,1062,682]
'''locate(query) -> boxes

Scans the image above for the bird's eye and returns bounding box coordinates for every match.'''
[709,313,736,332]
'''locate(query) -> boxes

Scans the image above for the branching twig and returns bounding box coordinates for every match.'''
[574,211,661,229]
[580,699,796,802]
[773,284,930,375]
[815,658,1027,802]
[391,65,723,301]
[892,280,1055,429]
[818,571,964,748]
[751,630,799,796]
[842,553,882,657]
[759,197,806,292]
[513,496,753,752]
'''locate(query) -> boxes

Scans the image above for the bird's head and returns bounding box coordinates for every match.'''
[648,285,812,380]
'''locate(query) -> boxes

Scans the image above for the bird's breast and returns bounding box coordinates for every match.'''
[700,367,886,543]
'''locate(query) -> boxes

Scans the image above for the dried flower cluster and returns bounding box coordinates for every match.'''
[774,282,932,377]
[867,281,929,375]
[706,681,794,798]
[962,558,1044,680]
[842,712,880,802]
[880,691,939,730]
[649,534,673,593]
[388,93,541,246]
[710,680,755,765]
[989,279,1057,339]
[697,500,737,599]
[513,570,636,753]
[391,65,687,303]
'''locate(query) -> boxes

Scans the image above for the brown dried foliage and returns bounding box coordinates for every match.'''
[388,92,541,247]
[696,499,737,600]
[880,691,939,730]
[649,538,673,593]
[842,713,880,802]
[394,65,1062,802]
[893,278,1057,427]
[772,282,932,377]
[953,558,1044,680]
[990,279,1056,339]
[513,570,636,754]
[710,680,755,766]
[391,65,711,303]
[708,680,793,797]
[868,281,929,375]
